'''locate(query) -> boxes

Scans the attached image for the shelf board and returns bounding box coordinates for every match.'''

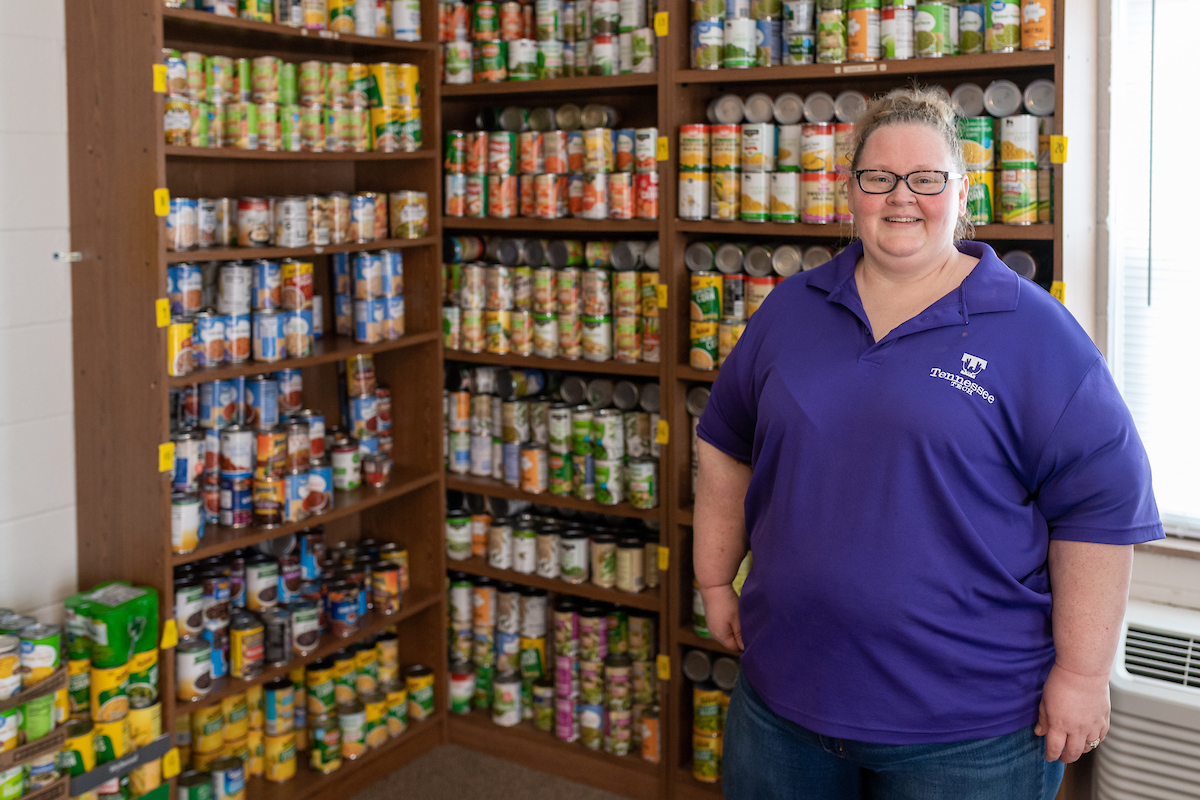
[676,365,717,384]
[168,330,439,387]
[445,349,661,377]
[445,473,660,521]
[172,467,441,565]
[677,508,694,527]
[442,73,659,97]
[676,627,740,658]
[674,767,725,799]
[162,7,437,54]
[449,709,660,800]
[443,217,659,233]
[673,220,1054,241]
[250,712,445,800]
[675,50,1056,85]
[176,592,441,713]
[165,235,438,264]
[165,146,437,162]
[448,556,663,612]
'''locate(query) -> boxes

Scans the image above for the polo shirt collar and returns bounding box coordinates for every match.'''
[807,239,1021,324]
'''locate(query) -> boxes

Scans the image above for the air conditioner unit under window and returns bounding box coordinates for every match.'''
[1097,600,1200,799]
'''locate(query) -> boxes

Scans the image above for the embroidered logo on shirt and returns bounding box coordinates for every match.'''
[929,366,996,404]
[959,353,988,379]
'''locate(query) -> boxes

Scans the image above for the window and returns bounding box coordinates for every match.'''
[1109,0,1200,535]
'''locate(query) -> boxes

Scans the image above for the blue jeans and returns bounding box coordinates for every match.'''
[722,677,1064,800]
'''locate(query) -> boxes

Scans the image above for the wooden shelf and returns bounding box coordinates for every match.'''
[677,508,694,527]
[172,467,441,565]
[445,473,661,521]
[165,146,437,162]
[677,627,740,658]
[250,713,445,800]
[449,709,660,800]
[448,556,663,612]
[443,217,659,233]
[673,220,1054,241]
[675,50,1056,85]
[676,366,717,384]
[168,330,440,387]
[165,235,438,263]
[176,592,441,713]
[674,767,724,799]
[162,7,438,54]
[442,73,659,97]
[445,349,661,377]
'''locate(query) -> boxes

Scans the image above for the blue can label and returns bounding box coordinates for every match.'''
[335,293,353,336]
[283,309,313,357]
[503,442,521,486]
[353,298,386,341]
[331,598,358,629]
[219,473,252,528]
[350,195,374,229]
[194,314,226,369]
[332,253,351,294]
[245,376,280,428]
[755,19,782,64]
[358,436,379,454]
[353,252,383,299]
[200,379,244,428]
[285,471,310,523]
[275,369,303,415]
[348,395,378,438]
[203,628,229,678]
[254,312,286,363]
[215,763,244,800]
[252,259,281,310]
[224,314,252,364]
[381,250,404,296]
[168,263,203,315]
[385,295,405,338]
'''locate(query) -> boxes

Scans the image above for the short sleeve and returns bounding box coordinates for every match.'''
[1034,357,1164,544]
[695,316,763,465]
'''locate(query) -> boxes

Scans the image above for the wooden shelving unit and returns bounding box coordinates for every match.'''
[66,3,448,800]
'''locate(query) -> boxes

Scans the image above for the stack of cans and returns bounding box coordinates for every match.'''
[171,0,420,40]
[331,251,407,345]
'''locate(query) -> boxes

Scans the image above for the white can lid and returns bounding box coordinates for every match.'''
[685,242,718,272]
[773,92,805,125]
[744,92,776,124]
[1023,79,1056,116]
[712,93,747,124]
[744,245,774,277]
[715,243,747,274]
[801,245,835,271]
[771,244,804,277]
[834,90,868,123]
[950,82,985,118]
[803,91,836,122]
[984,79,1023,118]
[1001,250,1037,279]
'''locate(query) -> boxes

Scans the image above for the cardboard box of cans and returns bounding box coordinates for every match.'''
[678,81,1055,226]
[173,529,433,784]
[163,48,422,154]
[444,236,661,364]
[162,0,421,41]
[168,356,394,549]
[440,0,656,83]
[444,104,658,221]
[688,0,1052,71]
[445,366,661,509]
[446,562,661,761]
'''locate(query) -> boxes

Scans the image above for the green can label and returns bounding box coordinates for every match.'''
[913,4,945,56]
[985,0,1020,51]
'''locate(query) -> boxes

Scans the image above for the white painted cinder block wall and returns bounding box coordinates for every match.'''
[0,0,77,622]
[0,0,1193,626]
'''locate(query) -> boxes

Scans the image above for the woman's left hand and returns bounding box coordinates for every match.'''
[1034,662,1110,763]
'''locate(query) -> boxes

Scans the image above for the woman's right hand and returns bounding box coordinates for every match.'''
[700,583,745,653]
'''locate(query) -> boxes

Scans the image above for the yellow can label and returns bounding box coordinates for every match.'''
[94,718,132,760]
[222,735,249,761]
[223,693,249,741]
[264,732,297,783]
[405,673,435,722]
[245,728,264,777]
[332,659,357,705]
[63,727,97,775]
[191,703,226,753]
[129,760,162,796]
[191,747,223,771]
[386,688,408,736]
[128,703,163,748]
[246,684,264,730]
[90,663,130,723]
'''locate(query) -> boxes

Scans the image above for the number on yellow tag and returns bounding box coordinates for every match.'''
[656,136,669,162]
[154,188,171,217]
[655,419,669,444]
[153,64,168,94]
[160,619,179,651]
[1049,135,1068,164]
[161,748,182,780]
[1050,281,1066,304]
[657,546,669,572]
[155,298,171,327]
[655,283,668,309]
[159,442,175,473]
[656,654,671,681]
[654,11,668,36]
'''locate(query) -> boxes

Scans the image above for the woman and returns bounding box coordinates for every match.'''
[694,88,1162,800]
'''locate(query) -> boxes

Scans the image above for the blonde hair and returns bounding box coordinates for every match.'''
[848,86,974,242]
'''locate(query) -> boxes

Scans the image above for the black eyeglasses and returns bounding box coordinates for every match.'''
[852,170,965,195]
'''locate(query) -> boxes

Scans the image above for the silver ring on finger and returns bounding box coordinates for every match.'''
[1087,738,1101,749]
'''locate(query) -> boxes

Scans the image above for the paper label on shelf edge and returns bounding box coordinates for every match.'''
[161,748,181,780]
[657,545,669,572]
[155,298,170,328]
[655,419,669,444]
[1050,135,1068,164]
[153,188,170,217]
[1050,281,1065,304]
[159,619,178,651]
[158,442,174,473]
[152,64,167,94]
[655,283,667,308]
[654,11,668,36]
[656,136,669,162]
[656,654,670,680]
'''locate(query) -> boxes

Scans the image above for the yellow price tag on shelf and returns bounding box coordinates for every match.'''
[1049,135,1068,164]
[1050,281,1066,304]
[655,283,668,309]
[153,188,170,217]
[160,619,178,650]
[656,136,669,162]
[657,546,669,572]
[159,442,175,473]
[656,654,671,681]
[655,419,669,444]
[654,11,668,36]
[153,64,168,94]
[161,748,182,780]
[155,298,171,327]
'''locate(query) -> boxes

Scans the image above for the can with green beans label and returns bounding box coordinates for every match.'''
[958,3,985,52]
[913,3,945,56]
[985,0,1020,51]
